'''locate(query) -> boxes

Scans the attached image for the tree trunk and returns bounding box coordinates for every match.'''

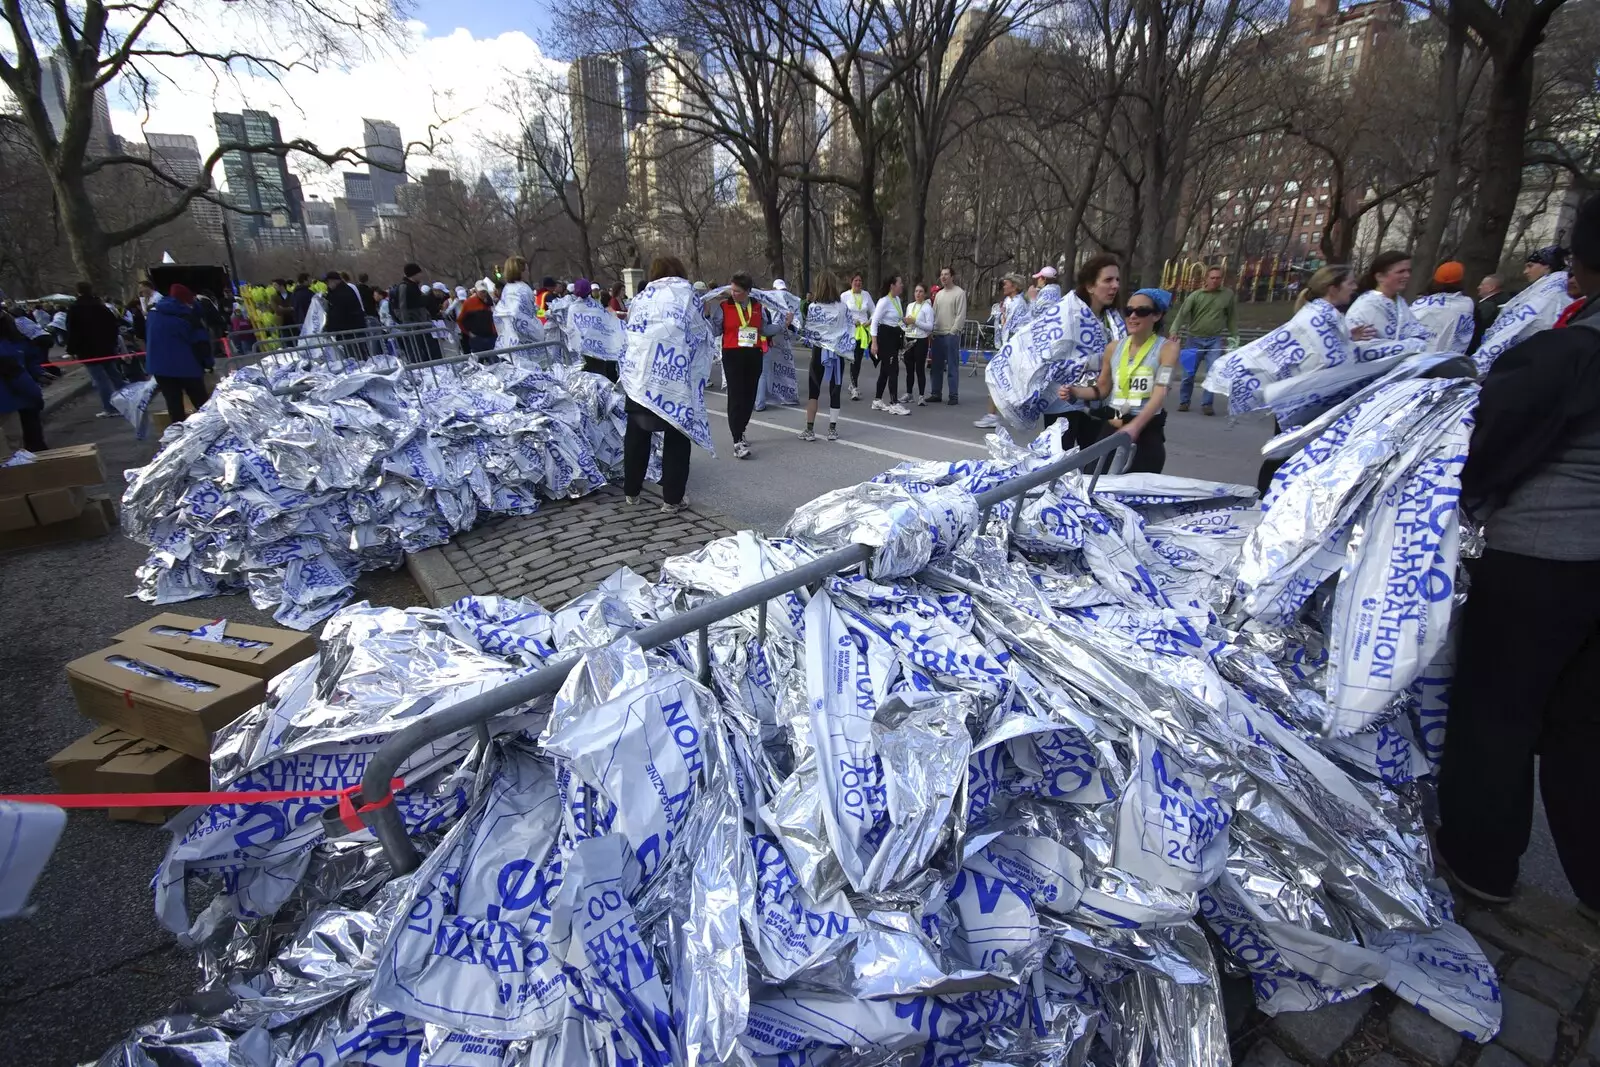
[1458,49,1536,283]
[907,159,934,289]
[51,168,116,293]
[1409,8,1467,297]
[759,181,786,279]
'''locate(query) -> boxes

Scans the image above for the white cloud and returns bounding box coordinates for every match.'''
[107,18,564,200]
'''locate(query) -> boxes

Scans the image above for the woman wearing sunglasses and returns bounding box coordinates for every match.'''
[1058,287,1180,473]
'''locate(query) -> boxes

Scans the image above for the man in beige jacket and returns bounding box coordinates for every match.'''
[929,265,967,404]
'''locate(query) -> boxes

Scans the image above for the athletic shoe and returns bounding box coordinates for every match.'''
[733,440,751,459]
[827,426,839,441]
[899,393,912,404]
[947,396,959,405]
[754,404,766,411]
[888,403,910,416]
[973,413,998,428]
[916,394,927,406]
[660,502,685,515]
[928,393,942,403]
[96,410,117,419]
[850,385,861,401]
[871,398,887,411]
[798,428,817,442]
[1178,403,1190,412]
[1203,405,1215,416]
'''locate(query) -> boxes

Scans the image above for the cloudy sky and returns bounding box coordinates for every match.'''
[104,0,562,200]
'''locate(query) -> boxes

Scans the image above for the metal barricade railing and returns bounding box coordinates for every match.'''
[265,339,568,400]
[354,430,1131,874]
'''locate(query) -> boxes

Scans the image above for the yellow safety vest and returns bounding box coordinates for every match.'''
[1110,335,1161,411]
[850,291,871,346]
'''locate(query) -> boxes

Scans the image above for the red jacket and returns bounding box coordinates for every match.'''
[721,299,765,351]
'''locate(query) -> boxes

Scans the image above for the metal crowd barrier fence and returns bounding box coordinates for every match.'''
[353,429,1132,874]
[227,321,460,376]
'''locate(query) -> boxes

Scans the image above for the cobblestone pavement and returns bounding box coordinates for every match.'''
[405,484,736,607]
[1238,888,1600,1067]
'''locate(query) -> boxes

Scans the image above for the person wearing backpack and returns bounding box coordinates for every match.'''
[1436,193,1600,918]
[389,263,437,362]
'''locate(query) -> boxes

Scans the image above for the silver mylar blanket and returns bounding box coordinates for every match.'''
[96,406,1502,1067]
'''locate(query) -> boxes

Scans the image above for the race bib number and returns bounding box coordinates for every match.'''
[1129,374,1153,395]
[737,326,759,348]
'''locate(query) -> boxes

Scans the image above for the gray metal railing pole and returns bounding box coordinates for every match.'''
[357,430,1131,874]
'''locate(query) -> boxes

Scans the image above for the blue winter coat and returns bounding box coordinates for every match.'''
[145,296,211,378]
[0,338,44,414]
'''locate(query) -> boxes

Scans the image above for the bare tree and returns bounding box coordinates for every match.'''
[0,0,426,290]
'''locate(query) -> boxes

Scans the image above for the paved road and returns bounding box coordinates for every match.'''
[686,352,1275,532]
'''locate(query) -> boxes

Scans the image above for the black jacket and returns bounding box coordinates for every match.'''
[390,279,431,324]
[325,283,367,335]
[290,285,316,326]
[1462,297,1600,515]
[357,284,379,318]
[65,298,122,358]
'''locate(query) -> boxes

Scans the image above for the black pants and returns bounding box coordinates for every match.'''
[1045,409,1101,451]
[722,347,762,444]
[1097,410,1167,473]
[1437,549,1600,907]
[850,340,872,388]
[582,356,619,382]
[1257,419,1286,495]
[155,375,211,423]
[622,401,690,505]
[875,327,904,400]
[904,337,928,396]
[12,405,46,451]
[808,349,842,409]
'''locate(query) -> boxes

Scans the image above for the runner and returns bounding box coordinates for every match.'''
[870,274,910,415]
[799,271,853,442]
[901,283,935,406]
[842,272,875,401]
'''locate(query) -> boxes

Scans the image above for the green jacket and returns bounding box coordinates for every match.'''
[1170,288,1238,344]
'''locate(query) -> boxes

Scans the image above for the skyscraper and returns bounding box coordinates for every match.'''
[214,109,303,246]
[622,51,650,128]
[568,54,626,208]
[144,132,225,245]
[362,118,407,206]
[38,47,115,155]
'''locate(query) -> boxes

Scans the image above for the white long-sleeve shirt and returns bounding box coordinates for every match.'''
[903,300,935,339]
[870,293,905,336]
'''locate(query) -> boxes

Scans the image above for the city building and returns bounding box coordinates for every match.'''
[143,132,225,245]
[214,109,304,249]
[517,118,563,200]
[1183,0,1410,269]
[362,118,407,206]
[38,47,116,155]
[341,170,378,243]
[333,198,368,250]
[302,198,339,250]
[628,45,715,222]
[568,54,627,209]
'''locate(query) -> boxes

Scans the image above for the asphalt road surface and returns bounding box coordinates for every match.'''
[688,351,1275,531]
[0,355,1574,1065]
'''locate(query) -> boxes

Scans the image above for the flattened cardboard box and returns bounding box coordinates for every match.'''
[0,494,32,532]
[113,612,317,680]
[0,444,105,495]
[65,642,265,758]
[46,724,149,792]
[28,485,88,525]
[0,496,114,551]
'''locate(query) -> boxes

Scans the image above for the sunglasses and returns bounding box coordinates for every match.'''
[1123,305,1158,318]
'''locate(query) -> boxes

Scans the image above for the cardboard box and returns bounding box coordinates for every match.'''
[65,643,265,758]
[0,496,114,551]
[27,485,88,525]
[46,725,150,792]
[113,612,317,680]
[0,493,33,532]
[0,444,105,495]
[46,726,208,824]
[97,743,208,794]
